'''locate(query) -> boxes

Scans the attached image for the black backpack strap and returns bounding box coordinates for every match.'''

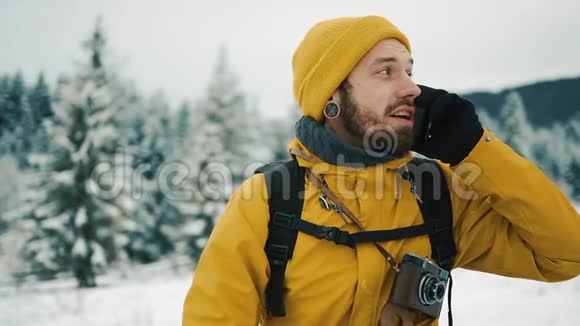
[406,156,456,271]
[257,159,305,317]
[290,219,355,248]
[269,213,436,248]
[349,223,434,244]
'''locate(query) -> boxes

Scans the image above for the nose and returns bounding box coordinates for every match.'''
[395,75,421,101]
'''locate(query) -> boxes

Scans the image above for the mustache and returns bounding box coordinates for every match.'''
[386,99,415,115]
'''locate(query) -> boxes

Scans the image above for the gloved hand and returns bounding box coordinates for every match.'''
[412,85,484,165]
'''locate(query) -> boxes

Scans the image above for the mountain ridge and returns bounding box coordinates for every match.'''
[461,76,580,127]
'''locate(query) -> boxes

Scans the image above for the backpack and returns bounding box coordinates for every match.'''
[254,156,457,318]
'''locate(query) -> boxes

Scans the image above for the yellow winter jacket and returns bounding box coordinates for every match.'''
[182,129,580,325]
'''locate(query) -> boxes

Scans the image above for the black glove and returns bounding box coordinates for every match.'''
[412,85,483,165]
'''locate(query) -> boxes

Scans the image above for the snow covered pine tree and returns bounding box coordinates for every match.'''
[22,19,135,287]
[179,46,257,260]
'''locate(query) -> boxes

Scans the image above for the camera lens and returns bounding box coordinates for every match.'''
[418,274,447,306]
[434,281,446,300]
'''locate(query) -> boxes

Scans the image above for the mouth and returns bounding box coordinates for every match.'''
[388,105,415,125]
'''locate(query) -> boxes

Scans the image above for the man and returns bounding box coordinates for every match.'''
[182,15,580,325]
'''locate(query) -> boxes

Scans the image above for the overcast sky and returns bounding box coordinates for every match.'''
[1,0,579,117]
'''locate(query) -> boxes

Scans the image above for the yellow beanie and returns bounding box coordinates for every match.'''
[292,16,411,122]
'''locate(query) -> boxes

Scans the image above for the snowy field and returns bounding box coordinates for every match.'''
[0,259,194,326]
[1,265,580,325]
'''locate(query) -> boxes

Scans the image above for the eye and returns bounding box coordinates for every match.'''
[378,67,392,76]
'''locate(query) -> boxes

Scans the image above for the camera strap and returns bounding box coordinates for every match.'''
[306,169,402,271]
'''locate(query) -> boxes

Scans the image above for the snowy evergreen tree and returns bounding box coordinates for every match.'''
[123,91,186,263]
[126,185,185,263]
[12,97,36,168]
[188,45,255,181]
[29,73,53,126]
[127,91,173,174]
[0,73,37,167]
[0,156,34,281]
[21,19,135,287]
[564,113,580,143]
[531,127,552,173]
[27,73,53,153]
[564,115,580,201]
[174,101,192,149]
[145,91,174,160]
[500,91,533,158]
[4,72,26,133]
[180,45,256,260]
[532,122,577,184]
[0,75,11,141]
[0,157,29,234]
[566,158,580,201]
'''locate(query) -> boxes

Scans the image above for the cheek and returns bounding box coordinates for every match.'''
[358,89,393,114]
[349,78,395,114]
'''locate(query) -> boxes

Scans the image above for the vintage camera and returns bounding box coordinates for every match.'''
[390,253,450,318]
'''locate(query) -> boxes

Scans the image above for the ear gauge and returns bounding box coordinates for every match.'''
[323,102,340,119]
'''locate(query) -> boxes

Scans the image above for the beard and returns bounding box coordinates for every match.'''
[338,81,414,155]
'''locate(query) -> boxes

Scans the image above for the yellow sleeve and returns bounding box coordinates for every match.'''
[182,174,270,325]
[447,129,580,281]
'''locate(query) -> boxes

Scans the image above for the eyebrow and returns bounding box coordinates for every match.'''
[373,57,414,66]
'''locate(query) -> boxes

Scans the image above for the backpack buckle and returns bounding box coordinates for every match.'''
[318,226,340,241]
[272,212,294,229]
[266,244,289,267]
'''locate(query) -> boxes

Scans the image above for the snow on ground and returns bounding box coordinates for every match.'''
[440,269,580,325]
[1,266,579,326]
[0,276,191,326]
[0,259,194,326]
